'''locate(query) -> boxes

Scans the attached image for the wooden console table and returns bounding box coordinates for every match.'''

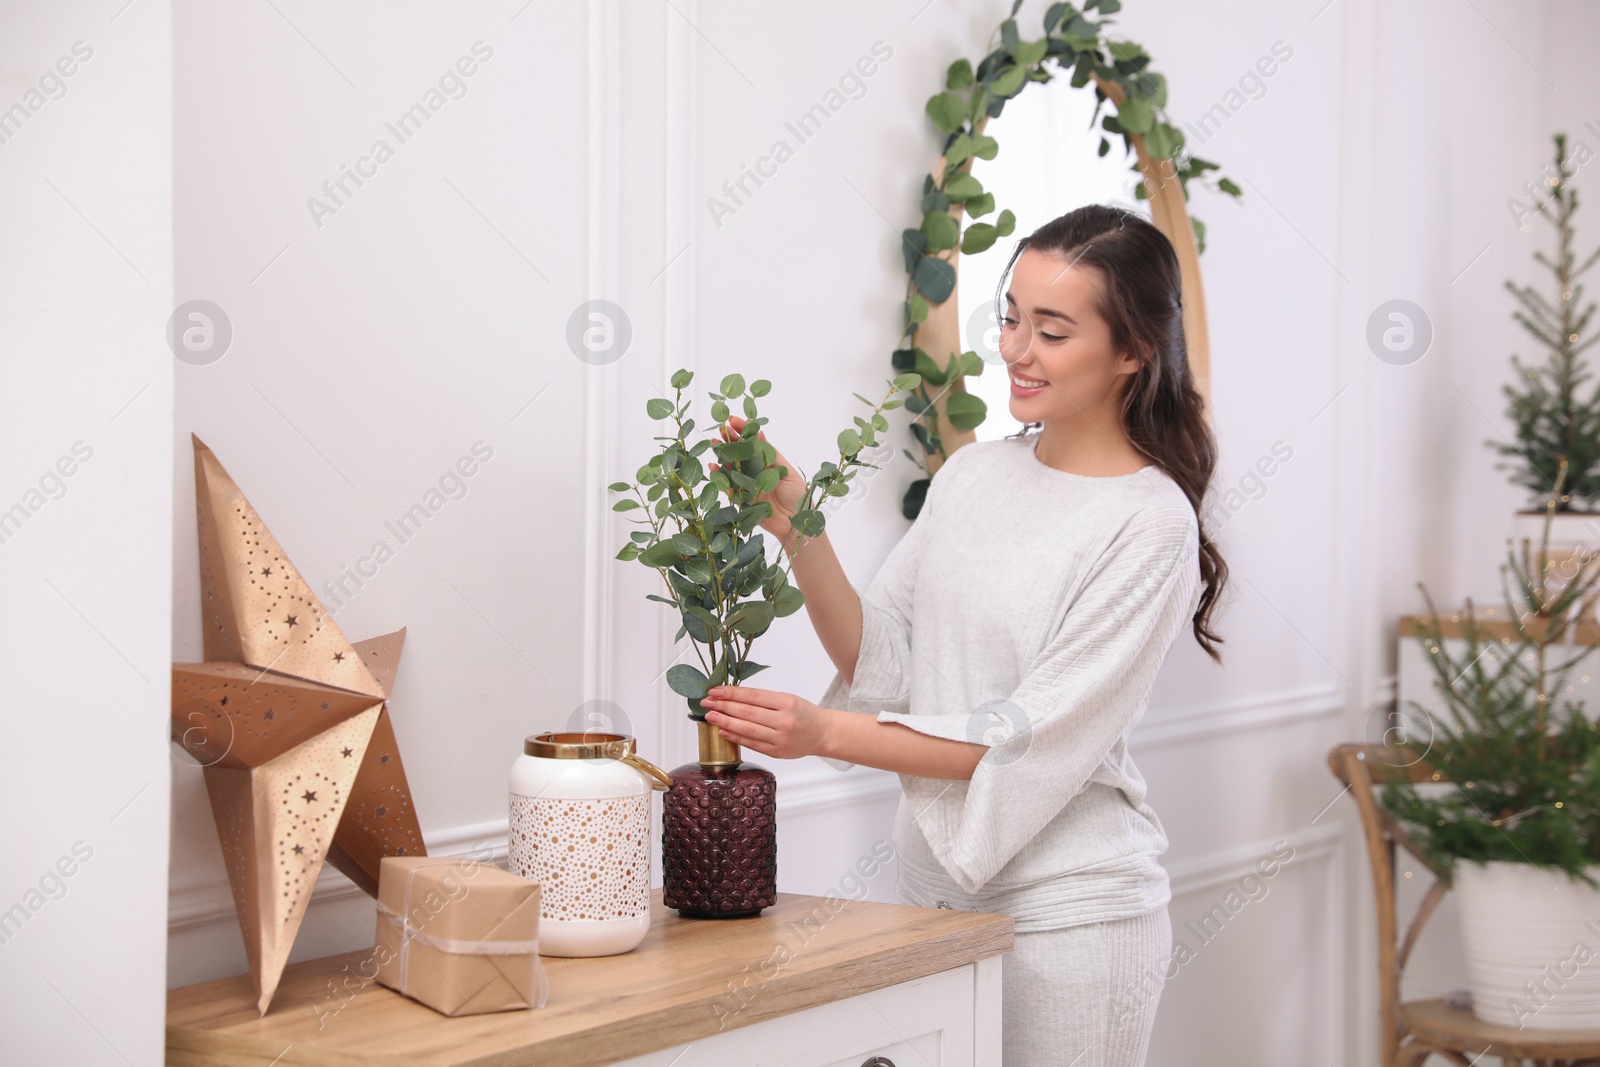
[167,890,1014,1067]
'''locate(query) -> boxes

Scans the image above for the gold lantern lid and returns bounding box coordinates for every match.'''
[522,731,673,790]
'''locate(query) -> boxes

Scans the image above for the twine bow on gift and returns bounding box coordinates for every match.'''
[377,860,551,1009]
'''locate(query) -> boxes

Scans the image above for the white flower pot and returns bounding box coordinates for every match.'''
[1453,858,1600,1029]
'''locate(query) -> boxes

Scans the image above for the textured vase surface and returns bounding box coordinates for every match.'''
[662,759,777,917]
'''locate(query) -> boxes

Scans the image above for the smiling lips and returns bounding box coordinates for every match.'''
[1009,370,1048,396]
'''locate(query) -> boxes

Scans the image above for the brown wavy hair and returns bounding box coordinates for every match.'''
[995,203,1227,661]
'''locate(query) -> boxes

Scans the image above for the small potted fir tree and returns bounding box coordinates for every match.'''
[1493,132,1600,613]
[609,368,918,917]
[1384,459,1600,1028]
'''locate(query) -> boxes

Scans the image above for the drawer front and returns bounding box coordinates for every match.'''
[818,1037,941,1067]
[608,963,986,1067]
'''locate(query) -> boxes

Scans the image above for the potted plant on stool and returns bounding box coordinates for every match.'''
[1493,132,1600,615]
[608,368,918,917]
[1385,459,1600,1029]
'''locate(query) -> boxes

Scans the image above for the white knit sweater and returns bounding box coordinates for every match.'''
[817,431,1201,932]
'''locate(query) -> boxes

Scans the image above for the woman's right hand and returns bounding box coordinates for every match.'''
[713,415,809,550]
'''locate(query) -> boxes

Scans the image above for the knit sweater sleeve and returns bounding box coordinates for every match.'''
[879,503,1199,893]
[814,447,970,772]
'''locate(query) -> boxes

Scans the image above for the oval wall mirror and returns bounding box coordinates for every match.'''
[958,77,1157,443]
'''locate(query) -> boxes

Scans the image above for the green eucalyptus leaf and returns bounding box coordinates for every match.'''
[972,135,999,160]
[640,542,684,567]
[966,191,995,218]
[907,294,929,324]
[734,661,770,681]
[727,601,776,637]
[1144,123,1178,160]
[666,663,710,699]
[961,222,1000,255]
[925,91,966,135]
[913,255,956,303]
[613,499,641,512]
[711,399,729,423]
[992,64,1027,98]
[791,509,825,539]
[670,367,694,388]
[996,209,1016,237]
[892,372,923,391]
[608,481,631,492]
[901,477,930,519]
[615,543,640,561]
[944,173,983,201]
[921,209,959,251]
[914,348,948,385]
[721,373,746,397]
[901,227,929,273]
[837,428,862,454]
[1012,38,1049,67]
[1116,93,1154,133]
[947,58,974,90]
[945,391,988,431]
[646,398,674,419]
[750,378,771,397]
[773,585,805,618]
[685,605,720,642]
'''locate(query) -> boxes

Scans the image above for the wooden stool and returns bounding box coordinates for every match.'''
[1330,742,1600,1067]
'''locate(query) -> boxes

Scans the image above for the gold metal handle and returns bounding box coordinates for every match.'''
[618,752,674,791]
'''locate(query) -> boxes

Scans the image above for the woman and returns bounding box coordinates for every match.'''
[696,203,1226,1067]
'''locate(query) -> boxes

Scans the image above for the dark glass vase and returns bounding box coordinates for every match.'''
[661,721,777,917]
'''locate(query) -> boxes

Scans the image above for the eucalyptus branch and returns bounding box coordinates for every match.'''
[609,368,920,719]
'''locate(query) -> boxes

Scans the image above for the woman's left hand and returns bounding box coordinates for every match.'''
[700,685,829,760]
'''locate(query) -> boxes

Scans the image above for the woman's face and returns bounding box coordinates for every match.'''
[997,247,1139,423]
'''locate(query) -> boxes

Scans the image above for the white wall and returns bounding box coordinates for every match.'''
[0,2,173,1064]
[167,0,593,979]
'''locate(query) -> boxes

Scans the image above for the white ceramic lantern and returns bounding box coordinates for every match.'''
[508,732,672,957]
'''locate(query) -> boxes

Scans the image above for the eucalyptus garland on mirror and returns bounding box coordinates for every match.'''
[896,0,1241,518]
[609,368,921,719]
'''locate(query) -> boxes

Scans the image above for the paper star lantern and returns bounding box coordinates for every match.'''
[172,436,426,1015]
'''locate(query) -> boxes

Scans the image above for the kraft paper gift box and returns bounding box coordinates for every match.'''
[374,856,551,1016]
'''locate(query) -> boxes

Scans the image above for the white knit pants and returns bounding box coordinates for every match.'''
[1000,906,1172,1067]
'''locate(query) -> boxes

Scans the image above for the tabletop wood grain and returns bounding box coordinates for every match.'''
[166,889,1014,1067]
